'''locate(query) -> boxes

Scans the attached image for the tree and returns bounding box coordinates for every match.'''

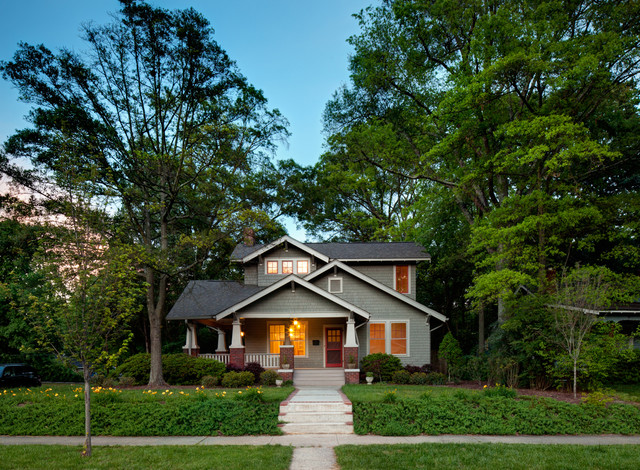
[324,0,640,320]
[1,1,288,385]
[23,191,144,456]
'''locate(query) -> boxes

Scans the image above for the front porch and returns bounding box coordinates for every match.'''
[182,314,362,384]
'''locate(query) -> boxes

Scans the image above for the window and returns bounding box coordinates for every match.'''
[267,260,278,274]
[297,260,309,274]
[328,277,343,293]
[268,321,307,356]
[369,323,386,354]
[282,260,293,274]
[269,324,285,354]
[395,265,409,293]
[369,321,409,356]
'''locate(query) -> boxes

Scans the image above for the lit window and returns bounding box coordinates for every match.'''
[269,324,285,354]
[290,321,307,356]
[390,323,407,355]
[297,260,309,274]
[369,323,386,354]
[282,260,293,274]
[395,265,409,293]
[267,261,278,274]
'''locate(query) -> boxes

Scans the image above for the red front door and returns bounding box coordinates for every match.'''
[326,328,343,367]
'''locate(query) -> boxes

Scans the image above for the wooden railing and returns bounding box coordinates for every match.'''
[198,353,280,368]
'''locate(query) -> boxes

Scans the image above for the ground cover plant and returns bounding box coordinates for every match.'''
[342,384,640,435]
[335,443,640,470]
[0,445,293,470]
[0,384,293,436]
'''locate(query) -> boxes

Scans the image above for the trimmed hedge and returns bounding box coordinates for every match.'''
[0,400,280,436]
[115,354,226,385]
[221,371,255,388]
[360,353,402,382]
[353,397,640,435]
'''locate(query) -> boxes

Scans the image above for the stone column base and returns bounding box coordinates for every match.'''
[278,370,294,383]
[345,369,360,384]
[229,347,245,368]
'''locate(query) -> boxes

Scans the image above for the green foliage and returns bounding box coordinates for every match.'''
[260,370,280,386]
[581,390,614,408]
[425,373,446,386]
[409,372,428,385]
[200,375,218,388]
[116,354,226,386]
[243,362,265,384]
[483,384,517,399]
[391,370,411,384]
[382,389,398,404]
[360,353,402,382]
[0,353,82,382]
[439,333,464,381]
[221,371,255,388]
[118,376,135,388]
[235,386,265,403]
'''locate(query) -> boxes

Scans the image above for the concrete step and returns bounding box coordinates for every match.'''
[293,369,345,386]
[280,423,354,434]
[280,402,352,413]
[280,411,352,424]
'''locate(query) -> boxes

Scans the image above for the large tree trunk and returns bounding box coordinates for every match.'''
[146,268,168,387]
[83,365,91,457]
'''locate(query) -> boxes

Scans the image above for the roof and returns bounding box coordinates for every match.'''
[231,236,430,262]
[166,281,264,320]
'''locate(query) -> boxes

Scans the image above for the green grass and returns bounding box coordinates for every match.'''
[0,445,293,470]
[342,384,470,402]
[610,384,640,403]
[335,443,640,470]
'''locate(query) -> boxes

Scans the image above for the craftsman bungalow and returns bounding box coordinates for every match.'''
[167,235,447,384]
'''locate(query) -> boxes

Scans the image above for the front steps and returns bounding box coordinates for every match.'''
[293,368,345,387]
[279,387,353,434]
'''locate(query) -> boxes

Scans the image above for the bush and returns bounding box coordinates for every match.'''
[409,372,428,385]
[201,375,218,388]
[425,372,446,385]
[244,362,265,384]
[439,332,464,381]
[0,353,82,382]
[115,353,225,385]
[221,371,255,388]
[360,353,402,382]
[483,384,517,398]
[392,370,411,384]
[404,364,431,375]
[118,376,135,388]
[260,370,280,386]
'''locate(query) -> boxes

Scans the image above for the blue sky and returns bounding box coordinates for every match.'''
[0,0,372,239]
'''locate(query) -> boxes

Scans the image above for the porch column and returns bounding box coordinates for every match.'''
[215,328,227,353]
[182,321,200,357]
[229,315,245,368]
[344,313,360,384]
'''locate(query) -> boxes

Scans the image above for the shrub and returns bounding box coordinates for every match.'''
[201,375,218,388]
[382,389,398,403]
[581,390,614,408]
[425,372,446,385]
[235,386,265,403]
[360,353,402,382]
[439,332,464,381]
[404,364,431,375]
[483,384,517,398]
[221,371,255,388]
[225,363,243,373]
[260,370,280,386]
[118,376,135,388]
[392,370,411,384]
[115,353,225,385]
[244,362,265,384]
[409,372,428,385]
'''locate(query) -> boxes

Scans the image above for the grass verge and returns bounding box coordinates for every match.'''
[335,443,640,470]
[0,445,293,470]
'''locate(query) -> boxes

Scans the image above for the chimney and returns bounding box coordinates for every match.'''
[243,227,255,247]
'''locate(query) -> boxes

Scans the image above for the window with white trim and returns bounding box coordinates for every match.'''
[265,258,311,275]
[368,321,409,356]
[394,265,409,294]
[328,277,343,293]
[267,260,278,274]
[267,321,307,356]
[282,260,293,274]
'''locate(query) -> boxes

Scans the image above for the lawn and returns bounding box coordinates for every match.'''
[0,445,293,470]
[343,383,471,402]
[611,384,640,403]
[335,443,640,470]
[0,384,294,436]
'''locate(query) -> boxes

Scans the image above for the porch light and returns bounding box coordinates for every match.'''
[240,331,245,337]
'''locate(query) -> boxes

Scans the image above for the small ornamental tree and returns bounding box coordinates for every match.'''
[439,332,463,382]
[23,191,144,456]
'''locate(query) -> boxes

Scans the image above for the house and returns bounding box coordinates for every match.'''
[166,235,447,383]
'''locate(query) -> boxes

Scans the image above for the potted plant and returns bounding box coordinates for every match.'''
[275,374,283,387]
[281,355,290,369]
[347,354,357,369]
[366,371,374,384]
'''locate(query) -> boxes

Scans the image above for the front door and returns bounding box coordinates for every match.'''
[326,328,343,367]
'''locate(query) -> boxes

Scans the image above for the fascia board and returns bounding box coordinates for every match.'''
[215,274,370,320]
[306,260,448,322]
[240,235,330,264]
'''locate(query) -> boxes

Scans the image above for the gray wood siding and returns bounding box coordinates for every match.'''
[314,271,430,366]
[244,265,258,285]
[239,287,350,315]
[349,264,416,300]
[256,246,318,286]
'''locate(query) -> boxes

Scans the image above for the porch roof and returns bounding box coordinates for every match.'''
[166,281,264,320]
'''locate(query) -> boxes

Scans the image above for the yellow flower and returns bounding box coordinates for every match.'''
[75,394,79,398]
[54,393,59,397]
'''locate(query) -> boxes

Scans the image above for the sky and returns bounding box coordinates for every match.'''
[0,0,373,240]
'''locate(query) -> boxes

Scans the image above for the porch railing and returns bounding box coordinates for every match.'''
[198,353,229,365]
[198,353,280,368]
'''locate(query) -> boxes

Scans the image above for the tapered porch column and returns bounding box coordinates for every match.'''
[229,314,245,368]
[182,321,200,357]
[215,328,227,353]
[344,313,360,384]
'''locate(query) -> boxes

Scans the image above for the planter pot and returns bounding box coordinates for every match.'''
[275,379,283,387]
[347,363,356,369]
[366,376,374,384]
[282,364,290,369]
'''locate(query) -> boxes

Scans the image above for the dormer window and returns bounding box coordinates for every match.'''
[265,258,311,275]
[267,260,278,274]
[297,260,309,275]
[282,260,293,274]
[395,265,409,294]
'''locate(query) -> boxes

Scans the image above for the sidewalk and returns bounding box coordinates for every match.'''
[2,433,640,447]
